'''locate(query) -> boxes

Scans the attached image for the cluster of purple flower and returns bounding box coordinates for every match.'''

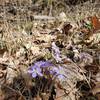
[52,42,62,62]
[28,61,64,80]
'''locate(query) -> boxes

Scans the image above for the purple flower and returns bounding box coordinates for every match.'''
[28,66,43,78]
[52,42,60,54]
[50,66,65,80]
[52,42,62,62]
[34,61,53,68]
[54,53,62,62]
[28,61,53,78]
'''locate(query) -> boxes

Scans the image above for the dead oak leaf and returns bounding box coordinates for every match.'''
[91,15,100,32]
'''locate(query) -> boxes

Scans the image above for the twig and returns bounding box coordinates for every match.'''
[33,15,56,20]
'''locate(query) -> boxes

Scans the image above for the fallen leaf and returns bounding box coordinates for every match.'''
[84,64,99,75]
[92,82,100,95]
[91,15,100,32]
[62,23,72,35]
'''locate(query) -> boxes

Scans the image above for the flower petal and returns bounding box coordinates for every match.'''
[31,65,38,68]
[32,72,37,78]
[34,61,44,67]
[37,71,43,77]
[58,74,64,80]
[55,54,62,62]
[36,67,42,72]
[35,67,43,77]
[41,61,53,68]
[34,61,53,68]
[50,67,59,74]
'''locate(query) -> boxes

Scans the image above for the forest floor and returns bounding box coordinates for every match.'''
[0,0,100,100]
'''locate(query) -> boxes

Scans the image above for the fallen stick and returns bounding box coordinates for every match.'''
[33,15,56,20]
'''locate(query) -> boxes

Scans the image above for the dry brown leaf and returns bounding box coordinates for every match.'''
[92,82,100,95]
[91,15,100,32]
[84,64,99,75]
[62,23,72,35]
[34,95,42,100]
[18,96,25,100]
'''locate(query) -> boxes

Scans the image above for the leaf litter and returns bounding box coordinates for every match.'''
[0,1,100,100]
